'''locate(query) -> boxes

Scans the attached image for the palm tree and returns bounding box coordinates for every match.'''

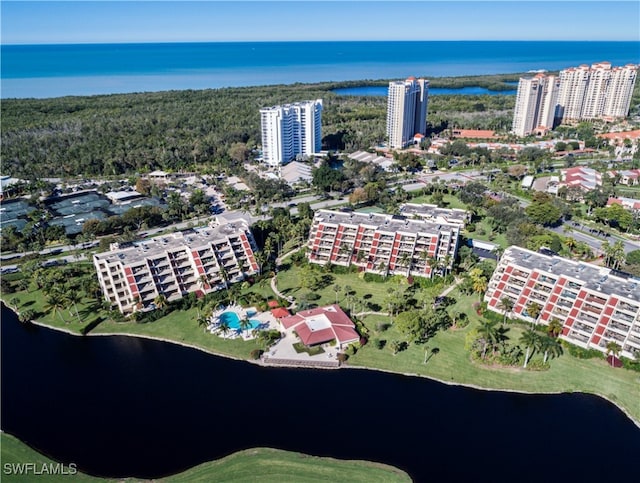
[44,291,67,323]
[390,340,402,356]
[606,341,622,367]
[219,265,230,290]
[239,317,252,339]
[498,296,514,327]
[154,294,167,310]
[217,320,231,339]
[197,313,209,332]
[477,319,500,359]
[18,309,35,324]
[520,329,540,368]
[64,289,83,324]
[332,284,342,304]
[198,274,210,292]
[526,301,542,327]
[540,335,563,364]
[9,297,20,310]
[547,317,563,338]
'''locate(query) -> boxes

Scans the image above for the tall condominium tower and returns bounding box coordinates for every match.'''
[386,77,429,149]
[260,99,323,167]
[511,74,560,136]
[557,62,638,122]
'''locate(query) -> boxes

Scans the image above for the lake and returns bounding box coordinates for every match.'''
[332,86,517,96]
[1,305,639,481]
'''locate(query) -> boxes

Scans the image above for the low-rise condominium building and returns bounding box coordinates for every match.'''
[307,206,466,278]
[485,246,640,359]
[94,220,259,314]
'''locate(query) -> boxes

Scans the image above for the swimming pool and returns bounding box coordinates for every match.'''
[218,311,261,330]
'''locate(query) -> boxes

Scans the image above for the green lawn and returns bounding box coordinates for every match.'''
[408,193,468,210]
[0,433,410,483]
[349,290,640,424]
[464,218,508,248]
[275,261,448,312]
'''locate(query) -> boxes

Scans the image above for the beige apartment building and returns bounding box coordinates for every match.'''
[94,220,259,314]
[307,206,466,278]
[485,246,640,359]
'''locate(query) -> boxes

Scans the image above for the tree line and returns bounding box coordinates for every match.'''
[1,75,525,179]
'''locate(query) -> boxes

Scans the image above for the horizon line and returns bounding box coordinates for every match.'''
[3,39,639,47]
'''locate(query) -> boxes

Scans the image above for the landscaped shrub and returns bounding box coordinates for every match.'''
[562,341,604,360]
[344,344,358,356]
[330,264,358,275]
[376,322,390,332]
[374,339,387,350]
[337,352,349,363]
[250,349,263,360]
[524,359,550,371]
[621,357,640,372]
[363,272,387,283]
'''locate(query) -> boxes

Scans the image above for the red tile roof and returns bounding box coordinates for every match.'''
[279,304,359,346]
[271,307,291,319]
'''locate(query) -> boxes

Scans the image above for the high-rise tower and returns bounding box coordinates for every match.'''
[260,99,323,167]
[386,77,429,149]
[512,74,559,136]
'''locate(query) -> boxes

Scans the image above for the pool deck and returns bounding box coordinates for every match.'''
[208,304,278,341]
[208,305,343,367]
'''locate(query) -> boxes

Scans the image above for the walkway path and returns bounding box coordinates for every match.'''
[270,245,305,311]
[438,277,463,299]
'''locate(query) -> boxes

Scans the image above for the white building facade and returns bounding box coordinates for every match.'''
[386,77,429,149]
[93,221,259,314]
[260,99,323,167]
[557,62,638,122]
[511,74,559,136]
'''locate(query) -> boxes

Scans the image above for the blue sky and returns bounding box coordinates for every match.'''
[2,1,639,44]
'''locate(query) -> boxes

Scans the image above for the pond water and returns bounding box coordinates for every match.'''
[1,305,638,481]
[332,86,517,96]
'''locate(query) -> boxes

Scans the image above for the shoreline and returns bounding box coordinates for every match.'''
[20,312,640,430]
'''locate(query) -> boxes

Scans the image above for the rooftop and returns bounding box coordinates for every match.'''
[500,246,640,301]
[399,203,469,225]
[94,221,251,266]
[313,209,461,236]
[279,304,359,347]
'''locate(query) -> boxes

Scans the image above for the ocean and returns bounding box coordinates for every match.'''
[2,41,639,99]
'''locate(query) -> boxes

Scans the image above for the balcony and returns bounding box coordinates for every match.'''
[617,301,639,314]
[613,311,635,324]
[603,331,625,343]
[567,330,589,343]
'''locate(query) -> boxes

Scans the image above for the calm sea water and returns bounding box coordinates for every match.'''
[2,305,639,481]
[2,41,639,98]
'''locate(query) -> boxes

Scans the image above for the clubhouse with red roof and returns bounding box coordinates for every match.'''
[279,304,360,349]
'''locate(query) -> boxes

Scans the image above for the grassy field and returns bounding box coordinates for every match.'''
[348,290,640,424]
[408,193,468,210]
[275,260,448,312]
[0,433,410,483]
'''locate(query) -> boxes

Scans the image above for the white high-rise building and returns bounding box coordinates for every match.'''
[557,62,638,122]
[511,74,559,136]
[260,99,323,167]
[604,64,638,118]
[386,77,429,149]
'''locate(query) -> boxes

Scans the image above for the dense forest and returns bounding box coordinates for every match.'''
[3,72,638,179]
[1,75,521,178]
